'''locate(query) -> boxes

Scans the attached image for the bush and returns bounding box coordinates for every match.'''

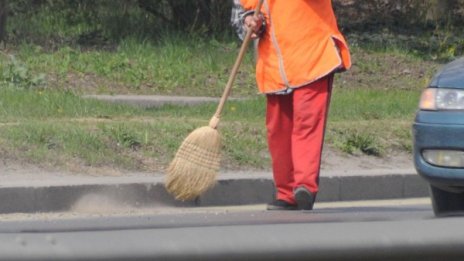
[334,0,464,29]
[1,55,45,89]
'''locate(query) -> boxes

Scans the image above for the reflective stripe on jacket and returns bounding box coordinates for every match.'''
[240,0,351,94]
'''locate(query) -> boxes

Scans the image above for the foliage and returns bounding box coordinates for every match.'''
[4,0,234,47]
[333,0,464,29]
[0,55,45,89]
[0,0,6,44]
[333,0,464,61]
[3,0,463,46]
[101,124,142,151]
[331,130,382,156]
[9,38,254,97]
[137,0,233,34]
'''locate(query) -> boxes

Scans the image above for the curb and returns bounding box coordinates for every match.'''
[0,169,428,214]
[83,95,239,108]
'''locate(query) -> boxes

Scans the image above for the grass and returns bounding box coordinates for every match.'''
[0,87,140,122]
[0,35,444,172]
[329,87,420,121]
[0,84,420,171]
[11,37,256,97]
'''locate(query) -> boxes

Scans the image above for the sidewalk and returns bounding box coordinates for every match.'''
[0,95,428,214]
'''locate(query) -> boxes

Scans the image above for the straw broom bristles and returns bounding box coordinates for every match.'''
[165,123,221,201]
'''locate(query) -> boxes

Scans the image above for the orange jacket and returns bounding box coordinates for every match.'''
[240,0,351,94]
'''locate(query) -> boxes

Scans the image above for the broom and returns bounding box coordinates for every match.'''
[165,0,264,201]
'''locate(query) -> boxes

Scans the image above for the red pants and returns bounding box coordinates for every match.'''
[266,75,333,204]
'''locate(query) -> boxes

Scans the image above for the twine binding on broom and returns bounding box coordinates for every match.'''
[165,125,221,200]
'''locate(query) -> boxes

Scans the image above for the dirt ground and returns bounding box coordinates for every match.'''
[320,145,414,171]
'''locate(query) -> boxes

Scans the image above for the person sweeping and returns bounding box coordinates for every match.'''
[231,0,351,210]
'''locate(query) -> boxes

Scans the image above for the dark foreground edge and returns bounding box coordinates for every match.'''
[1,217,464,261]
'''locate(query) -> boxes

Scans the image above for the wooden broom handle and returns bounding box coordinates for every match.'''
[209,0,264,129]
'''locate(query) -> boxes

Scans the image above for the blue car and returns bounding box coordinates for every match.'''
[413,57,464,216]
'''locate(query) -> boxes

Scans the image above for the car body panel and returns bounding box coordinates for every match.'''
[415,110,464,125]
[413,123,464,190]
[429,57,464,89]
[414,57,464,195]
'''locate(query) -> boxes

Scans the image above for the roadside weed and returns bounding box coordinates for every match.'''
[330,129,383,156]
[1,55,46,89]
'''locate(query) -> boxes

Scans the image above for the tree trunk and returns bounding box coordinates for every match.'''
[0,0,7,45]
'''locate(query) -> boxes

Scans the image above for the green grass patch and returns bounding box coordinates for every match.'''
[0,87,141,122]
[10,38,257,97]
[0,36,438,172]
[329,88,420,121]
[0,85,419,171]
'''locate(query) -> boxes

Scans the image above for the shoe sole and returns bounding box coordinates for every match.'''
[266,205,298,211]
[294,188,314,210]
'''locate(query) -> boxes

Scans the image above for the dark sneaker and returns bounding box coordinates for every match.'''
[266,199,298,211]
[294,186,315,210]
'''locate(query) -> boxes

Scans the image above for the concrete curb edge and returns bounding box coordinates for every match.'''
[0,171,429,214]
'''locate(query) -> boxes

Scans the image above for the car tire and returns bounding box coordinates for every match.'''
[430,185,464,216]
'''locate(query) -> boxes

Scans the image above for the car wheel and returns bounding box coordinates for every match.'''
[430,185,464,216]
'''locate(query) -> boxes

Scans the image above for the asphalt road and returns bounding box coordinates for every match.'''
[1,198,464,261]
